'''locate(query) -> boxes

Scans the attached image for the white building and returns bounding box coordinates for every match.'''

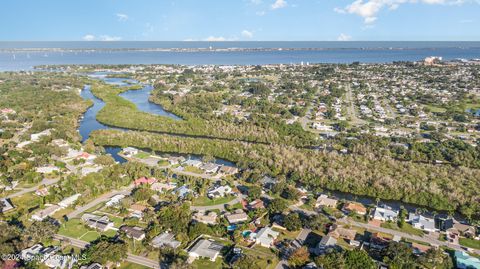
[372,206,399,222]
[253,227,279,248]
[188,239,223,262]
[58,194,81,208]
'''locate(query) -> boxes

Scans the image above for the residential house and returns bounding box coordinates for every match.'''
[20,244,45,261]
[434,214,454,231]
[58,194,81,208]
[372,206,399,222]
[455,251,480,269]
[315,195,338,208]
[247,199,265,211]
[328,225,357,243]
[188,239,223,262]
[207,185,232,199]
[81,214,114,232]
[225,209,249,224]
[134,177,157,186]
[151,182,177,192]
[105,194,125,207]
[184,159,202,167]
[122,147,139,157]
[0,198,14,213]
[35,187,49,197]
[174,185,192,199]
[168,156,186,165]
[407,213,437,233]
[201,163,220,174]
[192,211,218,225]
[129,203,147,218]
[120,226,145,241]
[260,176,277,191]
[218,165,239,175]
[151,232,181,249]
[35,166,60,174]
[80,263,102,269]
[448,223,476,238]
[253,227,279,248]
[342,202,367,215]
[411,243,432,256]
[315,235,338,254]
[31,205,61,221]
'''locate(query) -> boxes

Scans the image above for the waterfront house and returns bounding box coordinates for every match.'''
[201,163,220,174]
[122,147,138,157]
[184,159,202,167]
[407,213,437,232]
[448,223,476,238]
[120,226,145,241]
[372,206,399,222]
[192,211,218,225]
[168,156,186,165]
[188,239,223,262]
[342,202,367,215]
[315,195,338,208]
[434,214,454,231]
[151,232,181,249]
[218,165,239,175]
[225,209,249,224]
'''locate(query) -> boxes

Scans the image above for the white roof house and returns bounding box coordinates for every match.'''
[207,185,232,199]
[407,213,437,232]
[151,232,181,249]
[192,211,218,225]
[106,194,125,207]
[58,194,81,208]
[253,227,279,248]
[372,206,399,222]
[184,159,202,167]
[35,166,60,174]
[188,239,223,262]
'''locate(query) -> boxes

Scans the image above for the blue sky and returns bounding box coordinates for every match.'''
[1,0,479,41]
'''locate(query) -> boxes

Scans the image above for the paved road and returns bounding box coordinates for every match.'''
[54,235,160,269]
[66,185,134,219]
[289,204,480,255]
[345,85,366,125]
[338,218,480,255]
[6,177,60,199]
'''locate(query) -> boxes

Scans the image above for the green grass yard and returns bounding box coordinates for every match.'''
[459,238,480,250]
[192,195,235,206]
[58,219,116,242]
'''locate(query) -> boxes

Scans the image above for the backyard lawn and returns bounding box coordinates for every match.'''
[192,258,223,269]
[58,218,116,242]
[459,238,480,250]
[192,195,235,206]
[380,222,424,237]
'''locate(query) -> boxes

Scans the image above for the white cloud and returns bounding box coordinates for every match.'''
[241,30,254,39]
[116,13,129,22]
[82,34,95,41]
[271,0,287,9]
[250,0,263,4]
[100,35,122,41]
[337,33,352,41]
[335,0,470,24]
[256,11,266,16]
[205,36,226,42]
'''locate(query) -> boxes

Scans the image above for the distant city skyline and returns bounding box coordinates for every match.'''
[1,0,480,41]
